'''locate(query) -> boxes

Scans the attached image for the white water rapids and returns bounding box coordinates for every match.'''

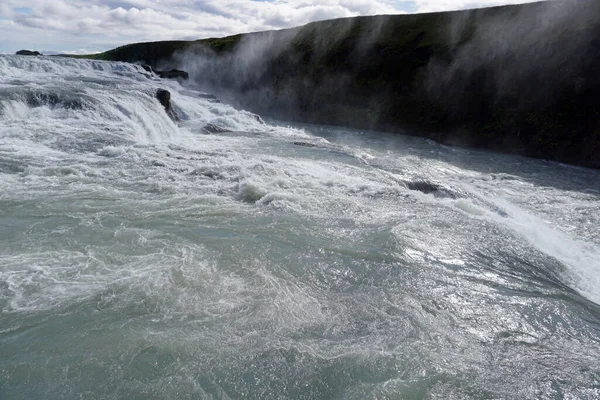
[1,55,599,399]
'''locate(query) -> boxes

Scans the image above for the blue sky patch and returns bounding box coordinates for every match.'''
[13,7,33,14]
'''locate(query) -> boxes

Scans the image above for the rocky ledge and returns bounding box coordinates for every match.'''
[16,50,42,56]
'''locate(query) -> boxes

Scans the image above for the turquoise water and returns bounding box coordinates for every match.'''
[1,55,600,399]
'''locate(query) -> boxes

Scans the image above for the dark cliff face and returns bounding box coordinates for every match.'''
[86,0,600,169]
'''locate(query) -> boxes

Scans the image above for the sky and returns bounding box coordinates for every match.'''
[0,0,545,54]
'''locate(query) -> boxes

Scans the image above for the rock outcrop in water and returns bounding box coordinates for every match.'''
[74,0,600,169]
[16,50,41,56]
[25,91,86,110]
[202,123,230,134]
[404,180,458,199]
[293,142,318,148]
[156,69,189,80]
[156,89,178,121]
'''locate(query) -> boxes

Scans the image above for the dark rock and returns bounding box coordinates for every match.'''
[405,180,442,194]
[16,50,41,56]
[203,123,231,134]
[25,91,85,109]
[405,180,457,198]
[156,89,170,108]
[141,64,154,73]
[293,142,317,148]
[156,69,189,80]
[156,89,178,121]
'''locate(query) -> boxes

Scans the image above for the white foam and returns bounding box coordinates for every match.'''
[488,197,600,304]
[0,55,305,146]
[1,54,599,315]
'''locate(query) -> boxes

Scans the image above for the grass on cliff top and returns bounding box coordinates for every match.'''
[72,34,243,65]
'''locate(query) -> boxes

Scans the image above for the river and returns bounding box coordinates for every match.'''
[1,55,599,399]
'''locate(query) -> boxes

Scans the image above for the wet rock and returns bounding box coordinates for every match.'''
[405,180,457,199]
[202,123,231,134]
[156,89,171,109]
[156,69,189,80]
[156,89,178,121]
[25,91,85,109]
[135,65,155,79]
[405,180,442,194]
[293,142,317,148]
[16,50,41,56]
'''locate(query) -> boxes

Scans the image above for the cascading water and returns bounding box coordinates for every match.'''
[1,55,599,399]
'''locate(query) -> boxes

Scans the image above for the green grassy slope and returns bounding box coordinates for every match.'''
[74,35,243,64]
[80,0,600,169]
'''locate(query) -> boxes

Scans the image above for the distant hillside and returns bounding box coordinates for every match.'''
[81,0,600,169]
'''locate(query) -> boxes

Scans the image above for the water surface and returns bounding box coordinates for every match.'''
[1,55,599,399]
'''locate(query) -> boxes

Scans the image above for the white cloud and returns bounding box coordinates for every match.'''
[411,0,543,13]
[0,0,546,54]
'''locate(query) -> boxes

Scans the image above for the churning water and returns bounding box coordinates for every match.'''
[1,55,599,399]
